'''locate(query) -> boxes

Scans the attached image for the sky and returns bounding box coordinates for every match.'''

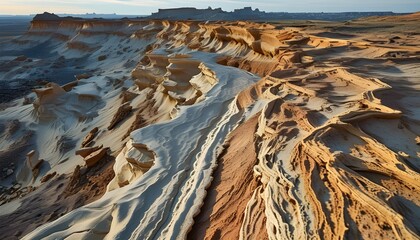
[1,0,420,15]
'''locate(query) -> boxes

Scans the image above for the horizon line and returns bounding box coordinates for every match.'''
[1,10,417,16]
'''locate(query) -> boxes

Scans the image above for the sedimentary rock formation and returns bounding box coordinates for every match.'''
[0,12,419,240]
[84,147,109,167]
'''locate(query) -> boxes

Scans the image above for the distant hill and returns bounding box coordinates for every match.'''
[148,7,403,21]
[56,13,147,19]
[356,11,420,22]
[31,12,146,20]
[2,8,410,22]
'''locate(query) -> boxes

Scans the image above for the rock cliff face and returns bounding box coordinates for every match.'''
[0,13,419,240]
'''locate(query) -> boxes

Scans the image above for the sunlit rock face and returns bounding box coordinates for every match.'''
[0,12,419,240]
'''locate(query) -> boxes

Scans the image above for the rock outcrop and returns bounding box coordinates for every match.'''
[16,150,44,184]
[84,147,109,167]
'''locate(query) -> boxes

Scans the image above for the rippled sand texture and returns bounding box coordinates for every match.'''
[0,13,419,239]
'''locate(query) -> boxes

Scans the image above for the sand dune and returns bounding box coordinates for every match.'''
[0,12,419,239]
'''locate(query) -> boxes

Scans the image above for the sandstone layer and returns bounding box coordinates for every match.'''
[0,12,419,240]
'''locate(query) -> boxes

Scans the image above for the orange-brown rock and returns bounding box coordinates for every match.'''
[81,127,99,147]
[108,103,132,130]
[40,172,57,183]
[189,114,268,240]
[75,145,103,158]
[120,90,138,103]
[75,73,92,80]
[84,147,109,167]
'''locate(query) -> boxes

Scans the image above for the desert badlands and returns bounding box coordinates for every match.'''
[0,10,419,240]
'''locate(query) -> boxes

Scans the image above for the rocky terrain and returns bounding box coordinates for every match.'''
[0,12,419,240]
